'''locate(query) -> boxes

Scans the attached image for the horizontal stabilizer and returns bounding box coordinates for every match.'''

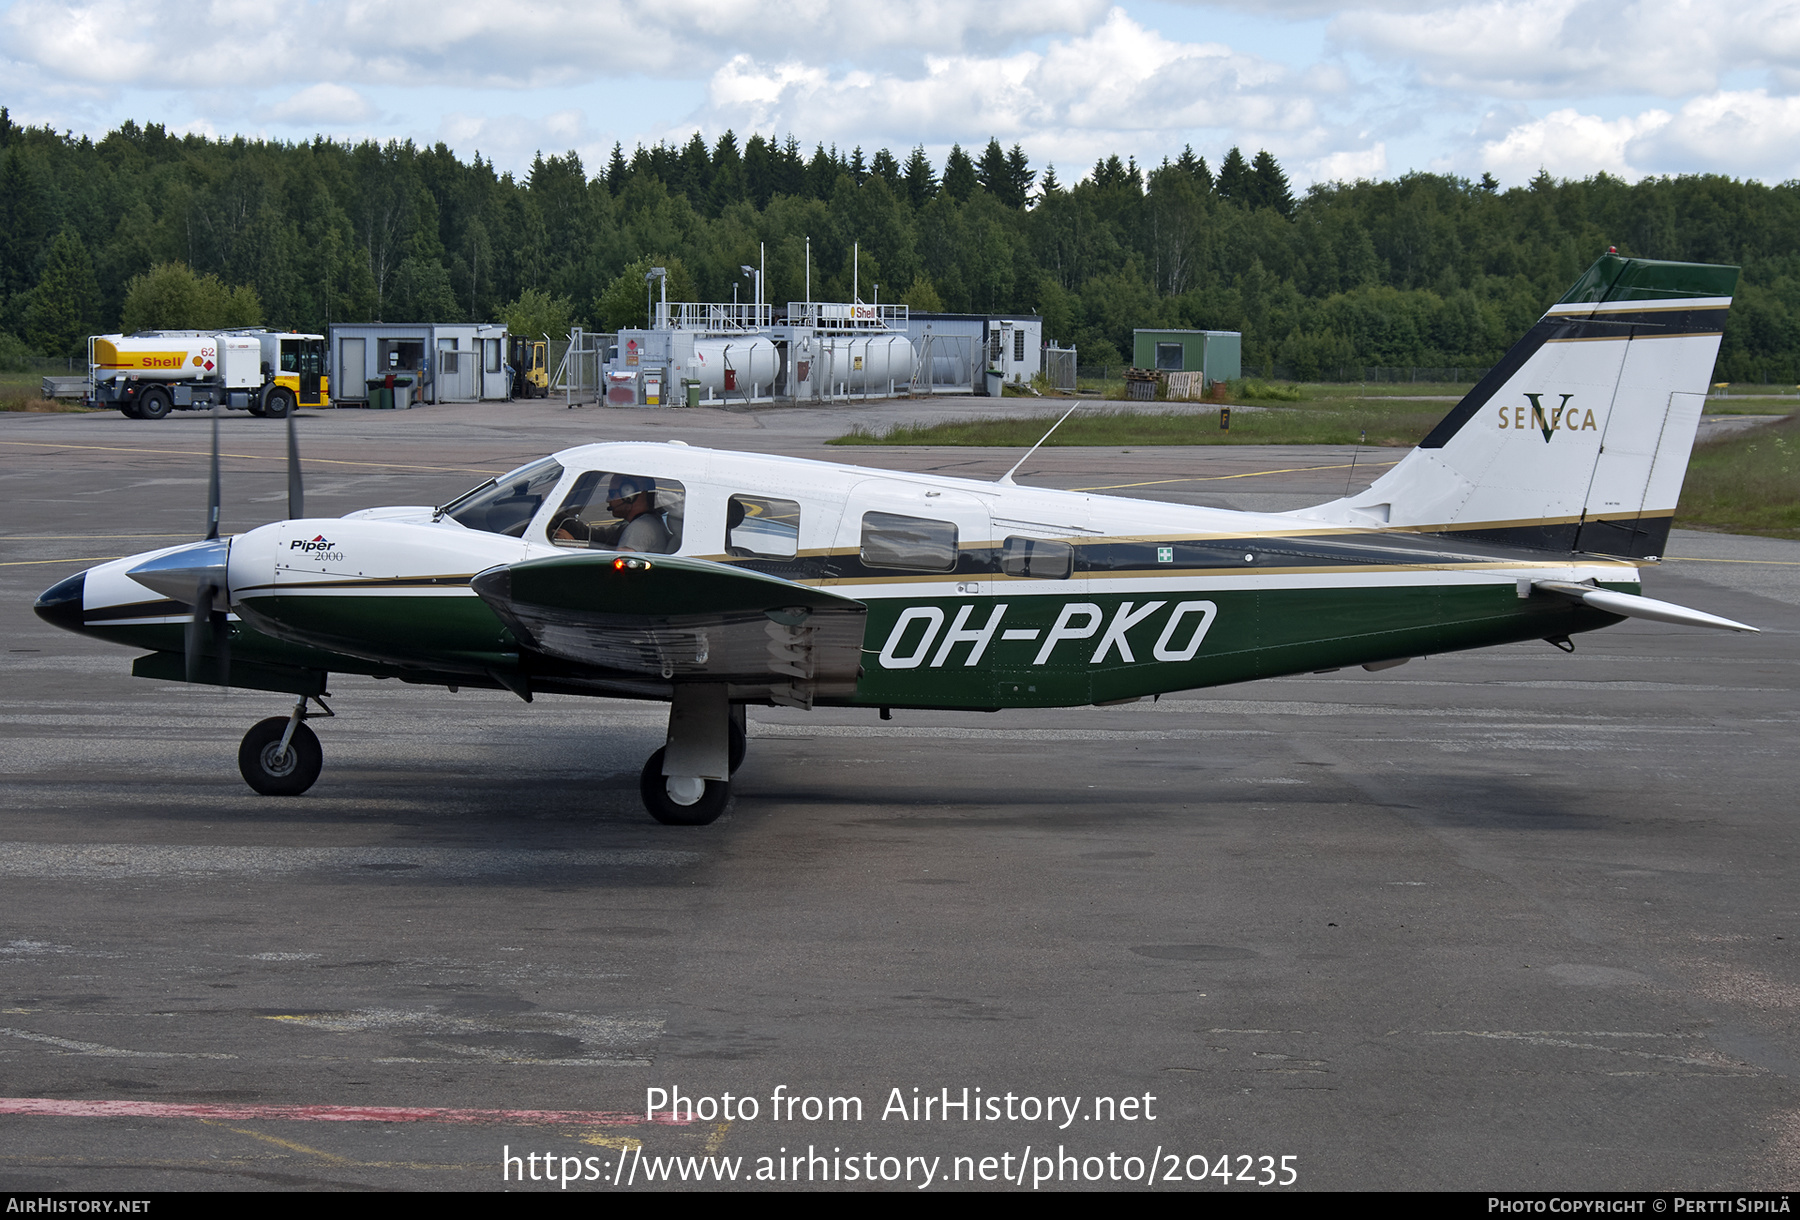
[470,551,867,692]
[1531,580,1758,633]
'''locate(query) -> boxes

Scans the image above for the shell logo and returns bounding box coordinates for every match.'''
[192,357,203,367]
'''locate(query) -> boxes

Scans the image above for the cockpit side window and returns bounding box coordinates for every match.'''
[443,457,564,537]
[547,470,685,554]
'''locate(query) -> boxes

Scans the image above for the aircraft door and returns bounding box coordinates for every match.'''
[838,480,1000,709]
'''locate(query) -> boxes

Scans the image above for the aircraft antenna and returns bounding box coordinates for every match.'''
[1343,428,1364,499]
[998,401,1083,486]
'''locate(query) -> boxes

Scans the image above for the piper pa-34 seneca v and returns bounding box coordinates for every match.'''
[35,253,1759,824]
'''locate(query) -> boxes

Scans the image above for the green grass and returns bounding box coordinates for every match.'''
[1701,398,1795,415]
[0,370,94,412]
[830,399,1452,448]
[1677,414,1800,538]
[1065,377,1476,404]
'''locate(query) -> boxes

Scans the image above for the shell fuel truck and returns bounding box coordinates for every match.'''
[89,330,330,419]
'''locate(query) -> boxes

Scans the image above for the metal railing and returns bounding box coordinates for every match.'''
[907,333,978,395]
[786,302,908,331]
[653,302,772,332]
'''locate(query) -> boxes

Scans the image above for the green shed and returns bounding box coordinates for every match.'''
[1132,329,1241,384]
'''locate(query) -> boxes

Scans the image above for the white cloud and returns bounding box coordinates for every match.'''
[1478,89,1800,184]
[1628,89,1800,178]
[1479,108,1664,180]
[268,83,371,125]
[1333,0,1800,100]
[0,0,1113,89]
[701,10,1354,181]
[12,0,1800,187]
[1306,142,1388,182]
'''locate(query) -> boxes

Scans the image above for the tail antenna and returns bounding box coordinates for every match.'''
[999,401,1082,487]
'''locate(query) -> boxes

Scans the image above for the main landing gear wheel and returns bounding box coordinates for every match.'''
[238,716,322,796]
[639,747,730,826]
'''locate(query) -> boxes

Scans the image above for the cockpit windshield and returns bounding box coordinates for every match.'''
[440,457,564,537]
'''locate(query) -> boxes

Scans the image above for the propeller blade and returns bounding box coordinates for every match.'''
[205,401,221,541]
[286,408,303,519]
[184,582,205,685]
[210,594,231,686]
[181,576,231,686]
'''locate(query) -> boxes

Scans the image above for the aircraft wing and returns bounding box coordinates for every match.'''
[470,552,867,705]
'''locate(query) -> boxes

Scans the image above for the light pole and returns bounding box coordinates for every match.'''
[644,266,667,329]
[740,264,762,316]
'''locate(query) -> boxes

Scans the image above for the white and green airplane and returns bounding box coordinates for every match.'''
[34,252,1757,825]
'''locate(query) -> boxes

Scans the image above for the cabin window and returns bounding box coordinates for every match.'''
[1155,342,1184,371]
[546,470,685,554]
[861,511,958,572]
[727,495,801,558]
[1000,536,1072,579]
[442,457,564,538]
[1014,329,1026,362]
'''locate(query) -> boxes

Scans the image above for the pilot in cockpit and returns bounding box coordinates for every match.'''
[606,474,671,553]
[547,469,682,553]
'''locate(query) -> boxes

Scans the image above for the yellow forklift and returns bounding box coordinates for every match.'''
[508,335,549,398]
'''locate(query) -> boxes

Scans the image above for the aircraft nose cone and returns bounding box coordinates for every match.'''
[34,570,85,633]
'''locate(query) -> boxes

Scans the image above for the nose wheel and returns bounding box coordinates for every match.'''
[238,696,330,796]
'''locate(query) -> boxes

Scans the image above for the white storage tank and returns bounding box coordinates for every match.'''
[815,334,915,393]
[690,338,781,397]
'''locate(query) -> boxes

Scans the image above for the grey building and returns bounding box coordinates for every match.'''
[328,323,511,406]
[900,313,1043,394]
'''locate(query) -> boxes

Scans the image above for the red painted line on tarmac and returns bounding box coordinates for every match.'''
[0,1097,689,1126]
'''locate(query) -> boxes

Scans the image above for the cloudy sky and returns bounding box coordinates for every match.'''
[4,0,1798,189]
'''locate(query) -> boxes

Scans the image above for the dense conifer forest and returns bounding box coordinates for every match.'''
[2,106,1797,380]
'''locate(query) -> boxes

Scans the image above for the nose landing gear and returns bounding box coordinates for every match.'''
[238,695,332,796]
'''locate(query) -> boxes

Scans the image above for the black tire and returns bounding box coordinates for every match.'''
[119,403,141,419]
[136,387,171,420]
[262,387,295,419]
[639,747,730,825]
[729,720,746,775]
[238,717,322,796]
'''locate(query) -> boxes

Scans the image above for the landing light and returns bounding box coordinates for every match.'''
[613,557,652,571]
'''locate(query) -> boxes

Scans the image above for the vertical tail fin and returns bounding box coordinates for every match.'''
[1297,254,1738,557]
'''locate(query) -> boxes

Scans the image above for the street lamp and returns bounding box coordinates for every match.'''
[644,266,667,329]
